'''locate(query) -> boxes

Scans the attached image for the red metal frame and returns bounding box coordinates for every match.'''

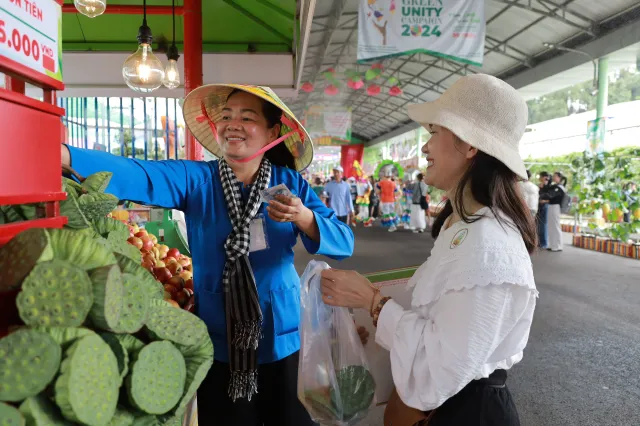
[183,0,203,161]
[0,55,65,92]
[0,0,67,335]
[61,5,184,15]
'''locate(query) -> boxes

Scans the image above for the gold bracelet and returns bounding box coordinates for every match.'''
[372,297,392,328]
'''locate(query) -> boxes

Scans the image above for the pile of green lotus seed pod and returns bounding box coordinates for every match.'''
[0,172,213,426]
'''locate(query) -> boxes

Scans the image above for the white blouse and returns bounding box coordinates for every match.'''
[375,207,537,411]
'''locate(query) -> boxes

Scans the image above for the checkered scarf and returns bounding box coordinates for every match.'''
[219,157,271,401]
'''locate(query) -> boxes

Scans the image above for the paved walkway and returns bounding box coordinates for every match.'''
[294,225,640,426]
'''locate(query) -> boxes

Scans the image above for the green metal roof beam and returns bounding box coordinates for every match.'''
[256,0,295,20]
[61,42,291,53]
[222,0,292,46]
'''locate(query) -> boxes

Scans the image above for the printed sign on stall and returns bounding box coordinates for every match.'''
[0,0,63,82]
[358,0,485,66]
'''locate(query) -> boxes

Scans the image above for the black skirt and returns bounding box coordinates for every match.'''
[423,369,520,426]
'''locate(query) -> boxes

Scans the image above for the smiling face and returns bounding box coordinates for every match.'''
[421,125,477,192]
[216,91,280,161]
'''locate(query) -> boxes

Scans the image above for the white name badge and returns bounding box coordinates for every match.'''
[249,214,269,252]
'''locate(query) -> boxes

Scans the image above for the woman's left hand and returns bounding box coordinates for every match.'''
[267,194,311,225]
[321,269,379,311]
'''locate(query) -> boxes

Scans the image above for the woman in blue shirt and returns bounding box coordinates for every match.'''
[61,84,354,426]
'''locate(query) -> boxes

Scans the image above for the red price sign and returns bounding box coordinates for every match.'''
[0,20,41,62]
[0,0,62,81]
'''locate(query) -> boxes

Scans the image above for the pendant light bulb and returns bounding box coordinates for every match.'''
[74,0,106,18]
[122,18,164,93]
[162,0,180,90]
[163,46,181,89]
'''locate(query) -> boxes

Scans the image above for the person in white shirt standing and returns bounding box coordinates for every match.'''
[521,169,540,217]
[323,166,354,225]
[319,74,538,426]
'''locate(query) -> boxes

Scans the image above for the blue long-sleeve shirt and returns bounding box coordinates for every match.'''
[324,180,354,217]
[68,147,355,363]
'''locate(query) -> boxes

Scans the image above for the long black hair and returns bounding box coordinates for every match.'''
[431,146,538,254]
[554,171,568,186]
[227,89,296,170]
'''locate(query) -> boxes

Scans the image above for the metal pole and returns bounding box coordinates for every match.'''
[83,98,88,149]
[596,57,609,120]
[94,97,99,149]
[183,0,203,161]
[144,98,148,160]
[154,97,158,161]
[174,99,179,160]
[107,98,112,154]
[131,98,135,159]
[70,99,75,147]
[165,98,170,160]
[120,98,125,157]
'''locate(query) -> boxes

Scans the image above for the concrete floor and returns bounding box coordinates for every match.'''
[294,224,640,426]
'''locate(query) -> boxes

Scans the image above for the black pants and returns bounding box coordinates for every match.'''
[426,370,520,426]
[197,351,316,426]
[337,215,348,224]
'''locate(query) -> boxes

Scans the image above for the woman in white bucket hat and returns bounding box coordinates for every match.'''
[62,84,354,426]
[319,74,538,426]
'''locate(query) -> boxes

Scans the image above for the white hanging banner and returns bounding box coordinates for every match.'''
[357,0,485,66]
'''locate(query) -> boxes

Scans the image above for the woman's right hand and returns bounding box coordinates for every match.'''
[61,144,70,167]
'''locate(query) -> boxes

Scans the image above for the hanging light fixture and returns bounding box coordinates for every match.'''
[122,0,164,93]
[74,0,106,18]
[163,0,181,89]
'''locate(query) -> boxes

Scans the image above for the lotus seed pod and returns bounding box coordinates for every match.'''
[113,334,145,355]
[34,327,97,351]
[63,177,84,197]
[172,335,214,416]
[302,389,339,422]
[17,260,94,328]
[131,415,160,426]
[78,193,119,221]
[0,329,61,402]
[106,407,135,426]
[114,254,163,301]
[126,341,186,415]
[144,302,208,347]
[0,228,54,292]
[81,171,113,193]
[0,402,25,426]
[100,333,129,381]
[89,265,124,331]
[54,334,120,426]
[330,365,375,421]
[93,217,130,241]
[111,273,149,334]
[48,228,117,270]
[99,235,141,262]
[19,393,73,425]
[60,181,91,230]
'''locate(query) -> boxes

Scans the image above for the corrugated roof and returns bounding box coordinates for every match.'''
[288,0,640,140]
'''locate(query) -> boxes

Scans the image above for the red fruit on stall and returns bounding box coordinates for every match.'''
[184,279,194,291]
[164,283,179,298]
[167,248,181,259]
[154,267,173,283]
[128,237,143,249]
[167,275,185,290]
[167,262,183,276]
